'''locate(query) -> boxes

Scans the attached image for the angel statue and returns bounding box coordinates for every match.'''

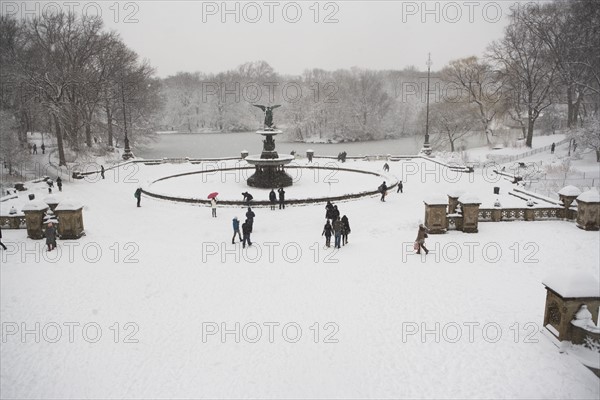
[253,104,281,129]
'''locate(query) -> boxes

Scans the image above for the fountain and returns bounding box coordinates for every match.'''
[245,105,294,188]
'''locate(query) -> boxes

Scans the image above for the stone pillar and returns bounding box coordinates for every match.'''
[524,208,535,221]
[54,201,85,239]
[424,196,448,234]
[575,190,600,231]
[458,194,480,233]
[22,200,49,239]
[448,195,459,214]
[542,273,600,342]
[491,208,502,222]
[306,149,314,162]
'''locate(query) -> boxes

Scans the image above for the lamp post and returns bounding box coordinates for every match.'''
[421,53,433,156]
[121,75,134,160]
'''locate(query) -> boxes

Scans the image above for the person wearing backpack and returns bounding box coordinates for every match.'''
[322,220,333,248]
[134,187,142,207]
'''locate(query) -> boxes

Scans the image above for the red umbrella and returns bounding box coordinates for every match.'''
[207,192,219,199]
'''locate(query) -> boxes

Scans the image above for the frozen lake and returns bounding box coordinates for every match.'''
[137,131,491,159]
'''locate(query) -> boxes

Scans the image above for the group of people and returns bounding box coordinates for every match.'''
[231,207,256,248]
[28,143,45,155]
[240,188,286,210]
[336,152,347,163]
[322,201,351,249]
[46,177,62,193]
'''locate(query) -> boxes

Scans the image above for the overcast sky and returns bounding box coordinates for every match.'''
[8,1,531,77]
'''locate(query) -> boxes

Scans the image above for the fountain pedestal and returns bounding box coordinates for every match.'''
[245,129,294,188]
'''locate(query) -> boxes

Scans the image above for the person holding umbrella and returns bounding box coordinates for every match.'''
[208,192,218,217]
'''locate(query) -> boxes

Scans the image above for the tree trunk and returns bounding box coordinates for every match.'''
[566,86,574,128]
[53,114,67,166]
[526,116,534,148]
[596,149,600,163]
[106,102,113,147]
[85,121,92,147]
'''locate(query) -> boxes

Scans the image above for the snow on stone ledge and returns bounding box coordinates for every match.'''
[543,272,600,298]
[558,185,582,197]
[576,189,600,203]
[458,193,481,204]
[423,194,448,205]
[55,199,84,211]
[448,189,465,198]
[21,200,48,211]
[43,195,60,204]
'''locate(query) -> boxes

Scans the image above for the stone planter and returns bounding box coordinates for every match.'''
[424,195,448,234]
[22,200,49,239]
[575,190,600,231]
[458,194,480,233]
[542,273,600,342]
[54,200,85,239]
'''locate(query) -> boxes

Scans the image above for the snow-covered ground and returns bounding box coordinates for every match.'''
[1,155,599,399]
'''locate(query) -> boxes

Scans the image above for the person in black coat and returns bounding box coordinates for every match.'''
[379,181,388,201]
[56,177,62,192]
[41,143,46,154]
[332,205,340,221]
[322,220,332,248]
[245,207,255,232]
[0,227,7,250]
[100,165,105,179]
[397,180,403,193]
[242,220,252,248]
[325,201,334,219]
[278,187,285,209]
[341,215,350,245]
[134,187,142,207]
[242,191,253,205]
[45,222,57,251]
[269,189,277,210]
[383,163,389,172]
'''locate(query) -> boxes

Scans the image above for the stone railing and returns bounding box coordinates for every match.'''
[0,214,27,229]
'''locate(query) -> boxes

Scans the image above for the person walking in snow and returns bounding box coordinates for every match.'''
[332,216,342,249]
[245,207,255,231]
[415,224,429,255]
[210,197,217,217]
[242,191,253,205]
[379,181,388,202]
[100,165,105,179]
[322,219,333,248]
[269,189,277,210]
[397,180,403,193]
[332,205,340,221]
[45,222,57,251]
[232,217,242,244]
[325,201,334,219]
[32,144,37,154]
[56,176,62,192]
[134,187,142,207]
[383,163,389,172]
[41,143,45,154]
[242,219,252,248]
[341,215,350,245]
[278,187,285,209]
[551,142,555,154]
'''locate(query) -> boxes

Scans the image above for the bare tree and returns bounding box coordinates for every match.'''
[489,8,557,148]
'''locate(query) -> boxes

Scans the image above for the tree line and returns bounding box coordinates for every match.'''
[0,12,161,167]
